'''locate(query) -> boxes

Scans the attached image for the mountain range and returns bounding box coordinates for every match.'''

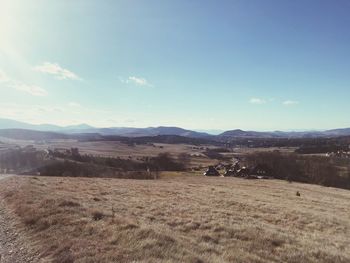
[0,118,211,138]
[1,118,350,139]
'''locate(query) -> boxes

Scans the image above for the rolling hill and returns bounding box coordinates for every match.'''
[2,118,350,139]
[0,119,211,138]
[218,129,342,139]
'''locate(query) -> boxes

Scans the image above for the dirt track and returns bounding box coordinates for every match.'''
[0,175,38,263]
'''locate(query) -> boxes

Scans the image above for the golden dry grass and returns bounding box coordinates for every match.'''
[0,174,350,262]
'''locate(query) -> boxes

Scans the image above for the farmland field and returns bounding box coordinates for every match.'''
[0,138,220,168]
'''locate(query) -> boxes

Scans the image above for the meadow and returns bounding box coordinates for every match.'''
[0,174,349,263]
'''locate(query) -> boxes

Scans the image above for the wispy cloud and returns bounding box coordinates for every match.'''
[119,76,153,87]
[10,82,48,96]
[128,76,150,86]
[33,62,81,80]
[249,98,266,105]
[283,100,299,106]
[0,69,48,96]
[0,102,131,128]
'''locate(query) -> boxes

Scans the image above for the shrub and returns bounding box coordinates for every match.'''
[91,210,105,221]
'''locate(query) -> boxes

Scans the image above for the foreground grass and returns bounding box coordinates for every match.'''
[0,175,349,262]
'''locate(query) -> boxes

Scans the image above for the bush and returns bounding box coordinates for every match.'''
[91,210,105,221]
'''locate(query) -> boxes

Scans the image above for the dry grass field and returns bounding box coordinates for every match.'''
[0,174,350,263]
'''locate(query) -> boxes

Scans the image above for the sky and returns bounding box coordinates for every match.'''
[0,0,350,131]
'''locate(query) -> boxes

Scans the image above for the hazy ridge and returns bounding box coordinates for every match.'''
[1,118,350,139]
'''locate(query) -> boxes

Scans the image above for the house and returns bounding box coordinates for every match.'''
[224,169,235,176]
[223,162,239,176]
[236,167,250,177]
[204,166,220,176]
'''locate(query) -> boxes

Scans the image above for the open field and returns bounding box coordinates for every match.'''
[0,138,204,158]
[0,137,303,172]
[0,138,219,168]
[0,174,349,262]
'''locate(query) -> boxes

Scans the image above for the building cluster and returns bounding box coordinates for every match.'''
[326,151,350,159]
[204,162,273,179]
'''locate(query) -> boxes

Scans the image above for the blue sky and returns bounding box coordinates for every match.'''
[0,0,350,131]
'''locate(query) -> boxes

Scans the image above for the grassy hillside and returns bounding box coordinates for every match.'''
[0,175,349,262]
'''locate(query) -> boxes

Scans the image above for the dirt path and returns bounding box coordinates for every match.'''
[0,175,38,263]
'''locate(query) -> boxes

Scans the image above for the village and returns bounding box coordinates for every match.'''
[204,160,273,179]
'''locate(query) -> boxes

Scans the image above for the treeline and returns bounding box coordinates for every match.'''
[204,148,228,160]
[0,147,188,179]
[49,148,146,171]
[40,150,187,179]
[246,152,350,189]
[94,134,217,146]
[0,148,48,172]
[295,145,349,154]
[223,136,350,149]
[50,148,187,172]
[38,160,159,179]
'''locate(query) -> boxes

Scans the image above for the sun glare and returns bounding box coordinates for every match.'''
[0,0,19,47]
